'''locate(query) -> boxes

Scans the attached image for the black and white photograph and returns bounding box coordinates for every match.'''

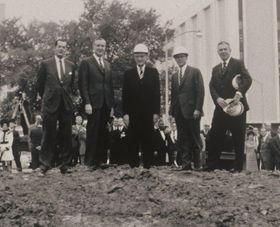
[0,0,280,226]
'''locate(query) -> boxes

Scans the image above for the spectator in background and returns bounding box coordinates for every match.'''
[0,119,14,172]
[253,127,261,169]
[201,123,210,152]
[118,118,129,165]
[268,125,280,170]
[153,119,172,166]
[79,120,87,165]
[28,115,43,170]
[260,128,274,170]
[109,118,121,164]
[169,122,180,166]
[245,130,258,172]
[72,116,83,166]
[265,122,277,138]
[9,119,22,172]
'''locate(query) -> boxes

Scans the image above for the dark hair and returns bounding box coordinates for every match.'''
[55,38,67,47]
[217,41,230,48]
[9,119,16,124]
[0,119,9,128]
[247,130,254,137]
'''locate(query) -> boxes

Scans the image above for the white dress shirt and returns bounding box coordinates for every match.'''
[178,64,187,83]
[93,53,104,68]
[55,55,65,81]
[137,64,146,79]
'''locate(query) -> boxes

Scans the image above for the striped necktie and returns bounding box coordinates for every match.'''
[179,67,183,85]
[99,57,104,70]
[222,61,227,75]
[139,67,144,80]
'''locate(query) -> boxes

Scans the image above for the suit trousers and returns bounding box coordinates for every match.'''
[31,144,40,170]
[12,146,22,170]
[85,103,110,166]
[175,108,201,169]
[207,110,246,171]
[129,113,154,168]
[40,99,73,172]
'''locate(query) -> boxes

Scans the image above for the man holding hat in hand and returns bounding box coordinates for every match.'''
[169,46,205,171]
[122,44,160,169]
[204,41,252,172]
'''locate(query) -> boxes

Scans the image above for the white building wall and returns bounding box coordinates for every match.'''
[243,0,279,123]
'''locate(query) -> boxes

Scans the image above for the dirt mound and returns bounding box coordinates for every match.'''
[1,166,280,226]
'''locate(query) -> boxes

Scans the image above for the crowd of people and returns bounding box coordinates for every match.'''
[1,37,278,175]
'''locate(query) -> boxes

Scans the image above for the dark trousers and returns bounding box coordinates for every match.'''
[12,147,22,170]
[85,103,110,166]
[275,162,280,170]
[31,144,40,170]
[40,100,73,172]
[207,110,247,171]
[175,109,201,169]
[129,113,154,168]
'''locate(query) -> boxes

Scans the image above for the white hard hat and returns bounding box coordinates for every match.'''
[223,99,244,117]
[173,46,188,57]
[133,44,148,54]
[232,74,241,90]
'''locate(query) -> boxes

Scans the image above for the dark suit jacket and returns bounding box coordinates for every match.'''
[209,58,252,114]
[36,57,76,113]
[78,56,114,109]
[169,65,204,119]
[260,136,273,162]
[122,66,160,116]
[269,135,280,162]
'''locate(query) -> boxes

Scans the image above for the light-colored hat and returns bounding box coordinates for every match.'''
[133,44,148,54]
[173,46,188,57]
[223,99,244,117]
[232,74,241,90]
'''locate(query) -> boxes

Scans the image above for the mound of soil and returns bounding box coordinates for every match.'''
[1,166,280,226]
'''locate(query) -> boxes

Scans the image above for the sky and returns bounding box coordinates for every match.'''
[0,0,192,25]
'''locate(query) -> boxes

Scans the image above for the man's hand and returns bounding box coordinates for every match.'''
[123,114,129,122]
[193,110,200,119]
[217,97,228,108]
[153,114,159,123]
[232,93,241,104]
[85,104,92,115]
[110,108,114,117]
[36,146,41,151]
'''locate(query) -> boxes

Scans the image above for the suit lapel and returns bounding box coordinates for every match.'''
[91,56,105,75]
[179,66,190,88]
[51,57,61,83]
[276,136,280,149]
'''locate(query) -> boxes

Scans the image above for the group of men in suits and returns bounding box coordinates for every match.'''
[35,37,253,174]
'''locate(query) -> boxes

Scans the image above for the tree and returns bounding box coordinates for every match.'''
[0,0,174,120]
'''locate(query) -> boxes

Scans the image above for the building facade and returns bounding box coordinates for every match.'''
[171,0,279,125]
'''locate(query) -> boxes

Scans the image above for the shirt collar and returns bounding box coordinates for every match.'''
[93,53,104,62]
[222,57,231,66]
[55,55,64,62]
[137,64,146,71]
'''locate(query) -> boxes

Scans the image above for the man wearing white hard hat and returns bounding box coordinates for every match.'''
[169,46,205,171]
[122,43,160,169]
[204,41,252,173]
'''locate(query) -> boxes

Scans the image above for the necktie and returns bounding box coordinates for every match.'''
[99,57,104,70]
[59,59,64,81]
[179,67,183,85]
[139,67,144,80]
[222,61,227,75]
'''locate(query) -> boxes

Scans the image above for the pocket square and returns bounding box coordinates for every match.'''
[68,72,72,75]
